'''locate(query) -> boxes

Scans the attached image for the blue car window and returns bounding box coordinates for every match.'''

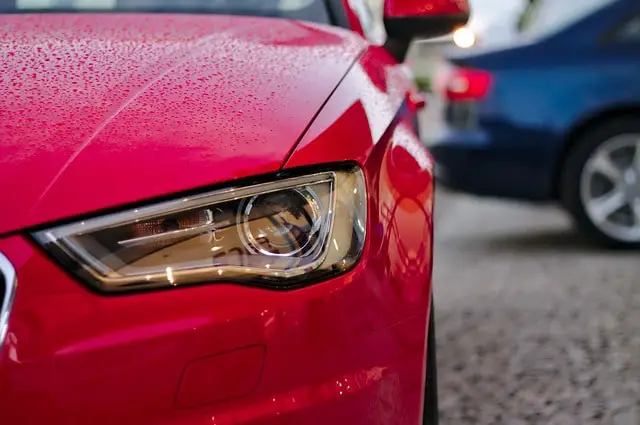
[1,0,332,24]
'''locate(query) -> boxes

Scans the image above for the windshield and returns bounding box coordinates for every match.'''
[519,0,618,38]
[0,0,331,23]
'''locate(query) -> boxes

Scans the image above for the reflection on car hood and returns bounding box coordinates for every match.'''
[0,14,364,235]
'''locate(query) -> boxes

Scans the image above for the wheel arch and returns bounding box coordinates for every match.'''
[553,103,640,199]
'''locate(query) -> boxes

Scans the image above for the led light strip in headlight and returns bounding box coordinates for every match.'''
[34,166,367,293]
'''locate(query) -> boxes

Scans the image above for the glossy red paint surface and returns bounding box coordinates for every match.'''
[384,0,470,17]
[0,14,365,235]
[0,14,435,425]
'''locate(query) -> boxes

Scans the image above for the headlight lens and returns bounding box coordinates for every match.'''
[34,167,367,293]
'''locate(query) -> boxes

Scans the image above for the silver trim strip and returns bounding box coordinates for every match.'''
[0,252,17,349]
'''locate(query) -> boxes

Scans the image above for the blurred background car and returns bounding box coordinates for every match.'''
[425,0,640,248]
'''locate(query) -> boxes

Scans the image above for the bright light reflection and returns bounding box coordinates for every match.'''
[453,27,476,48]
[166,267,174,284]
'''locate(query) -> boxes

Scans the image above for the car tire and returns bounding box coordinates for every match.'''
[560,116,640,248]
[423,301,439,425]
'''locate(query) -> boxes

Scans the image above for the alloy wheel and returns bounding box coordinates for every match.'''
[580,134,640,243]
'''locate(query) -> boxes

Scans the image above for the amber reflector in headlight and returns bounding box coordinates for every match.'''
[33,168,367,293]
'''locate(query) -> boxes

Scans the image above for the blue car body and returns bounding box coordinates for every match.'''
[428,0,640,201]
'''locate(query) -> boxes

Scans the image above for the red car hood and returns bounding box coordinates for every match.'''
[0,14,364,235]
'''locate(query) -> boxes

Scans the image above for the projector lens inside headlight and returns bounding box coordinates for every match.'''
[33,167,367,293]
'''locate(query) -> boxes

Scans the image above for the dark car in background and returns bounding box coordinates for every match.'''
[427,0,640,247]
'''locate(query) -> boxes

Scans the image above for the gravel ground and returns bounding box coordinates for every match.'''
[433,189,640,425]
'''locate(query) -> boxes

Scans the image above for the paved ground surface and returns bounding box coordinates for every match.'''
[432,189,640,425]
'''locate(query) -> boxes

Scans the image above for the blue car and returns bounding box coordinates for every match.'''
[428,0,640,247]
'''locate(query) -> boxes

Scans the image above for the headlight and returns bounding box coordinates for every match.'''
[34,167,367,293]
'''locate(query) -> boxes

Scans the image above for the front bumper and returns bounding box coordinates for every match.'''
[0,177,433,425]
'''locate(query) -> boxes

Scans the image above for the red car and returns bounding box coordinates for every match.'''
[0,1,468,424]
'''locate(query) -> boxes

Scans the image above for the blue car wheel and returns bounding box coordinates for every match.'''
[561,116,640,248]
